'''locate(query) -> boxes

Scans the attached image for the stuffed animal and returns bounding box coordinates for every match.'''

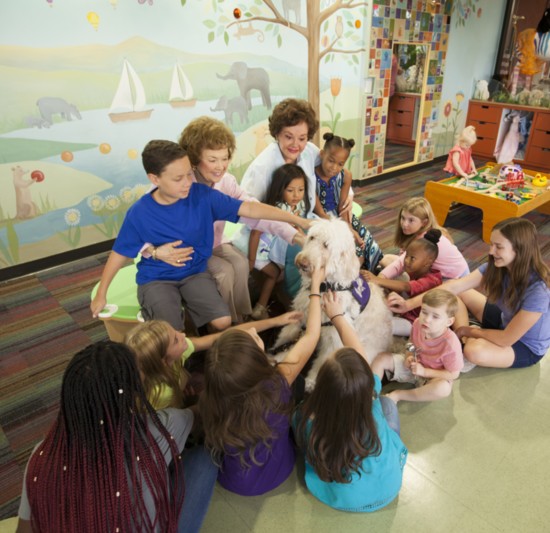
[474,79,490,101]
[528,89,545,107]
[516,89,531,105]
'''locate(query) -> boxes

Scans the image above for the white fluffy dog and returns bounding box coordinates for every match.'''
[270,218,393,390]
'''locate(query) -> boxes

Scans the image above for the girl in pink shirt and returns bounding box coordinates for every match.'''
[380,197,469,281]
[443,125,477,179]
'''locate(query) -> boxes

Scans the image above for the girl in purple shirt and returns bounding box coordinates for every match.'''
[199,265,325,495]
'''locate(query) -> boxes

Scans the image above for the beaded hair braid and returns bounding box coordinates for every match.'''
[26,341,184,533]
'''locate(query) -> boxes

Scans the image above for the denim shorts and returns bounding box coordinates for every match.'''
[482,303,543,368]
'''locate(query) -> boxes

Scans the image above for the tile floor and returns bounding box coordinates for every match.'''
[195,360,549,533]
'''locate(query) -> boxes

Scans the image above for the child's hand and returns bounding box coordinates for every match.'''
[322,291,342,318]
[410,360,426,377]
[90,295,107,318]
[310,264,326,287]
[292,232,306,247]
[405,355,414,368]
[386,292,408,314]
[361,269,376,283]
[275,311,303,327]
[298,218,313,231]
[155,241,194,267]
[352,229,365,249]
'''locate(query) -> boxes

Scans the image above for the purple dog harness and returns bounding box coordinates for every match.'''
[320,276,371,313]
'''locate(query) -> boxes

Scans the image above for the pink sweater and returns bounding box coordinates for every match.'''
[381,234,469,280]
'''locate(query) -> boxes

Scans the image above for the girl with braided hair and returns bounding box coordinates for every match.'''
[314,132,384,273]
[16,341,216,533]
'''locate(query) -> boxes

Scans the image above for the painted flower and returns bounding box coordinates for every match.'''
[119,186,134,204]
[443,100,453,117]
[133,184,149,199]
[64,208,81,227]
[330,78,342,97]
[105,194,121,211]
[87,195,104,212]
[455,91,464,103]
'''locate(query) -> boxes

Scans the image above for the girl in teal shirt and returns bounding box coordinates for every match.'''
[293,292,408,512]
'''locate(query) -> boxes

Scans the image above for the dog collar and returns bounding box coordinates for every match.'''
[320,277,371,312]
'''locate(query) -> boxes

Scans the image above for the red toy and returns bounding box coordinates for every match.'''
[499,164,525,189]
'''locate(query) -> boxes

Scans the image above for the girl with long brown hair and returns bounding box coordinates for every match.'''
[389,217,550,368]
[293,292,407,512]
[199,263,325,496]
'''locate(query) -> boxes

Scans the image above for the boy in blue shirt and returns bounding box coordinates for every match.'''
[91,140,310,331]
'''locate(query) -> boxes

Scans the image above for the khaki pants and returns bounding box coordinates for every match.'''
[208,243,252,323]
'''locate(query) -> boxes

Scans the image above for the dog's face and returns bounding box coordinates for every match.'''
[295,218,359,284]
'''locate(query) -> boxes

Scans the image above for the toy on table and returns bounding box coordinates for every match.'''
[532,174,548,188]
[499,163,525,189]
[444,126,477,184]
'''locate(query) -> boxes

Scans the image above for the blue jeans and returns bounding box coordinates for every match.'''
[380,396,401,435]
[177,446,218,533]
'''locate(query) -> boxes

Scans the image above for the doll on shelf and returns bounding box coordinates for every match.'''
[443,125,477,181]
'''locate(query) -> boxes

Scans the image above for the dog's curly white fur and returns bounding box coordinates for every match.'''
[271,218,392,390]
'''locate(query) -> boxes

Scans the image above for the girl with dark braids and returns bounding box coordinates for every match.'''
[314,133,384,273]
[16,341,217,533]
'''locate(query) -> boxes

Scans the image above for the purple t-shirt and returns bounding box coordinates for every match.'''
[479,263,550,355]
[217,378,295,496]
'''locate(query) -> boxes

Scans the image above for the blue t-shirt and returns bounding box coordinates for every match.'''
[293,376,408,512]
[114,183,242,285]
[479,263,550,355]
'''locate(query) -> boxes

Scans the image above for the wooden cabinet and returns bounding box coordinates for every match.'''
[466,100,550,171]
[525,112,550,169]
[387,93,420,146]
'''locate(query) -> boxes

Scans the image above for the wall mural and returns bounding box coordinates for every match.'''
[0,0,368,270]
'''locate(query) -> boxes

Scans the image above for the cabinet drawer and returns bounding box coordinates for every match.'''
[472,136,496,157]
[534,112,550,131]
[390,94,416,112]
[467,102,502,123]
[526,145,550,168]
[387,122,414,142]
[531,128,550,148]
[469,120,499,139]
[389,109,413,126]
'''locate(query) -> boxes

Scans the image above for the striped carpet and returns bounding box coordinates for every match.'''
[0,159,548,519]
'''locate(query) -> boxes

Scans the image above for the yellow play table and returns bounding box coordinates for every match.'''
[424,166,550,243]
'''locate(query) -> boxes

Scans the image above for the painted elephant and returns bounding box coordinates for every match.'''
[36,97,82,126]
[216,62,271,110]
[210,95,249,127]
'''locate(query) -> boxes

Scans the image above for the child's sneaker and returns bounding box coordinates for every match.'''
[461,359,477,373]
[251,303,269,320]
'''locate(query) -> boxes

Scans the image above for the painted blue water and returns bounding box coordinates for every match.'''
[1,98,271,247]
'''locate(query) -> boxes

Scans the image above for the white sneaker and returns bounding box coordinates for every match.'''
[251,303,269,320]
[461,359,477,373]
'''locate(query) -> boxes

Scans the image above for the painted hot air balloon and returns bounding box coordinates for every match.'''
[87,12,100,31]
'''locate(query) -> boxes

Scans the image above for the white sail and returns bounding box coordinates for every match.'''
[110,59,147,112]
[169,64,194,101]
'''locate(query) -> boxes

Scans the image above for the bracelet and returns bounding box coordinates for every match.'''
[309,293,321,298]
[152,247,158,261]
[330,313,344,321]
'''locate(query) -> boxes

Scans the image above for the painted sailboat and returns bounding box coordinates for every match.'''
[169,63,197,108]
[108,59,153,123]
